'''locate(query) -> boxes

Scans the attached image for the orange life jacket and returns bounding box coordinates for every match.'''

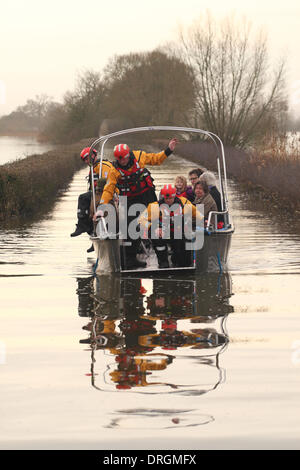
[158,196,185,232]
[113,154,154,198]
[89,159,113,189]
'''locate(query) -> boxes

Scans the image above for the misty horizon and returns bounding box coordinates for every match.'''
[1,0,300,118]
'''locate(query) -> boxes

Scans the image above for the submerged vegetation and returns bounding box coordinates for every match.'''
[174,133,300,214]
[0,141,90,222]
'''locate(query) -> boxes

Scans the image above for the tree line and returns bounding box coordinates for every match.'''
[0,14,294,148]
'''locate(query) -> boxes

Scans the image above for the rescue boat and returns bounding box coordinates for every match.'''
[87,126,234,274]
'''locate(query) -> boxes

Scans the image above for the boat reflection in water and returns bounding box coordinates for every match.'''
[77,273,233,397]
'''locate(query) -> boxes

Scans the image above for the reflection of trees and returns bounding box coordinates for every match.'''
[77,274,233,394]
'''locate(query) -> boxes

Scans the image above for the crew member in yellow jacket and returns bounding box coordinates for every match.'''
[139,184,203,268]
[97,139,178,269]
[70,147,114,246]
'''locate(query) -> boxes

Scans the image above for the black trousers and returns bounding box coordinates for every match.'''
[152,236,193,267]
[121,189,157,265]
[76,191,93,234]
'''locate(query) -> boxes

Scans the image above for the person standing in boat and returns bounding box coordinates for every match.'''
[70,147,114,248]
[97,139,178,269]
[138,184,202,269]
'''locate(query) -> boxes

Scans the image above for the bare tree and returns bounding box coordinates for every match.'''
[40,70,107,142]
[17,94,53,121]
[176,14,287,147]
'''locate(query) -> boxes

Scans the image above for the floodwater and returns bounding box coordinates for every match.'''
[1,152,300,450]
[0,135,56,165]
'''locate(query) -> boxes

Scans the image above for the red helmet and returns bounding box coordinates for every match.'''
[80,147,97,161]
[113,144,130,159]
[162,319,177,330]
[116,384,132,390]
[160,184,176,198]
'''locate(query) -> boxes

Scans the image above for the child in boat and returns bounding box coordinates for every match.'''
[174,175,194,201]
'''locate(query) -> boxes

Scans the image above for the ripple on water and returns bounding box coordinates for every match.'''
[105,408,214,429]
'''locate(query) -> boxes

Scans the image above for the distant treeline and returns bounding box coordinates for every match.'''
[0,95,59,138]
[0,14,294,149]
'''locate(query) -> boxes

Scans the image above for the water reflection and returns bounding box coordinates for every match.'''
[77,274,233,397]
[105,408,215,429]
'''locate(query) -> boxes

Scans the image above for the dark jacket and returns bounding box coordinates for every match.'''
[193,193,217,219]
[209,186,222,212]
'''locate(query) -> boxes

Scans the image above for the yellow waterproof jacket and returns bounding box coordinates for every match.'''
[138,196,203,231]
[90,160,114,187]
[100,149,168,204]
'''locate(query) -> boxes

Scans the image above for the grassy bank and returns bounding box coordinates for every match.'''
[169,139,300,215]
[0,139,92,222]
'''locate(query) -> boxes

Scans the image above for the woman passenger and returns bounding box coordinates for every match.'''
[193,180,217,225]
[199,171,222,212]
[188,168,205,188]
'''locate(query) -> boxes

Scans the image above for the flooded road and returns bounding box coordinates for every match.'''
[1,153,300,449]
[0,135,56,165]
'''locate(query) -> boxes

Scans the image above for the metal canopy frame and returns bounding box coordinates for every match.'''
[88,126,230,216]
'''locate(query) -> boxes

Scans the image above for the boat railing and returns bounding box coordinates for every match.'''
[206,210,232,232]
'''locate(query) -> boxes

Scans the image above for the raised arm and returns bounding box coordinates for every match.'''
[137,138,179,166]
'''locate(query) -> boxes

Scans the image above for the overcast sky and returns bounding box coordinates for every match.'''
[1,0,300,116]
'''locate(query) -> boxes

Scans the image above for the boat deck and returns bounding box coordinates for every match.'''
[121,249,196,274]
